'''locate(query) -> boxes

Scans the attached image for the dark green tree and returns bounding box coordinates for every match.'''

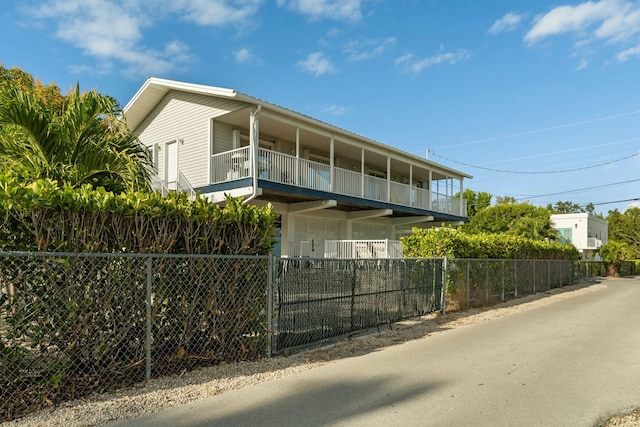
[464,202,559,241]
[600,240,633,276]
[458,188,492,218]
[606,207,640,259]
[547,200,585,214]
[495,195,516,205]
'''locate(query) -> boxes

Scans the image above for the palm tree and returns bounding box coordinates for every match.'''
[0,81,151,193]
[600,240,632,276]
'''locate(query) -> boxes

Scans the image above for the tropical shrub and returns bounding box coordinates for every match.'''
[0,73,151,193]
[401,227,579,260]
[0,176,277,254]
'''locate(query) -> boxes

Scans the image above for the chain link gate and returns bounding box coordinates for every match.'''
[268,258,444,353]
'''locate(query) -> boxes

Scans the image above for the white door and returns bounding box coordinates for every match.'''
[166,141,178,190]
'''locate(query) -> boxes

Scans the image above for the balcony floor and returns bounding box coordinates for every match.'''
[197,178,467,222]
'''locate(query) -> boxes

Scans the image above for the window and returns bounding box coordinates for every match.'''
[558,228,572,244]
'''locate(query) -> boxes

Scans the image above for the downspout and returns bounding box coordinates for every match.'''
[243,105,261,204]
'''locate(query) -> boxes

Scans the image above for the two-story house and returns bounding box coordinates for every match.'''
[551,213,608,260]
[122,78,471,257]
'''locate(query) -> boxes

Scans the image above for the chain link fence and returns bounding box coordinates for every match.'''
[447,259,576,310]
[3,251,636,421]
[0,252,444,421]
[270,258,443,353]
[0,252,269,421]
[574,260,640,278]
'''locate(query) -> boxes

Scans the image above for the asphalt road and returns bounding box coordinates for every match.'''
[113,277,640,427]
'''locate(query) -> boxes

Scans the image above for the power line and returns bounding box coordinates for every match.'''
[515,178,640,201]
[586,198,640,207]
[475,137,640,167]
[431,152,638,174]
[432,110,640,150]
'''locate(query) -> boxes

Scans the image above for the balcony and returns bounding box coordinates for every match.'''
[586,238,603,249]
[210,147,466,217]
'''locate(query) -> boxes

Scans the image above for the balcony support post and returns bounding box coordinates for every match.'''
[409,164,413,206]
[360,148,365,198]
[386,156,391,203]
[428,170,433,210]
[245,105,261,204]
[459,178,465,216]
[330,138,335,192]
[295,127,300,185]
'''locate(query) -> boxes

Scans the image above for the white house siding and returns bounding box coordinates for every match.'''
[352,221,392,240]
[293,214,342,257]
[133,90,248,188]
[212,120,234,154]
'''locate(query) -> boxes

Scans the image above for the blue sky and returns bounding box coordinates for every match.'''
[1,0,639,214]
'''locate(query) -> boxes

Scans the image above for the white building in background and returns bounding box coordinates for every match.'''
[122,78,472,258]
[551,213,608,260]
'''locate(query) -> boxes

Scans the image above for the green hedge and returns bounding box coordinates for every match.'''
[0,176,277,254]
[401,227,580,260]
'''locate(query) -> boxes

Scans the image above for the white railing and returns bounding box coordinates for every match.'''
[364,175,388,203]
[334,167,363,197]
[150,172,195,199]
[211,147,251,183]
[258,148,296,183]
[413,186,431,210]
[299,158,331,192]
[431,192,466,216]
[586,238,603,249]
[324,239,403,259]
[209,148,465,217]
[389,181,409,205]
[150,174,170,196]
[177,171,196,200]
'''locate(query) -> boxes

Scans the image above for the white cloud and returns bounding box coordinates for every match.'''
[322,104,348,115]
[277,0,362,22]
[489,12,525,34]
[233,47,261,64]
[521,0,640,65]
[616,44,640,61]
[576,57,590,69]
[394,53,414,65]
[26,0,263,78]
[525,0,640,45]
[297,52,338,76]
[343,37,396,61]
[171,0,263,26]
[396,49,471,74]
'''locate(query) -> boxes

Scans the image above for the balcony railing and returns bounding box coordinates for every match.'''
[150,172,195,200]
[324,239,404,259]
[210,148,466,217]
[586,238,603,249]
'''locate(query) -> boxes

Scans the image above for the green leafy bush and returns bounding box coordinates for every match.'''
[0,176,277,254]
[401,227,579,260]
